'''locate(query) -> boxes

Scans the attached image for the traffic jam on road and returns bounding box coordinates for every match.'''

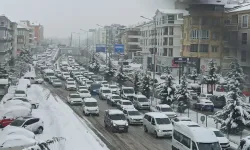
[33,51,237,150]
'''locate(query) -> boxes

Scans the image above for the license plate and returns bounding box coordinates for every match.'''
[119,128,124,130]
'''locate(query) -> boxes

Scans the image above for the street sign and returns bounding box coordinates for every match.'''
[114,44,124,53]
[96,44,106,53]
[200,116,205,123]
[173,57,188,64]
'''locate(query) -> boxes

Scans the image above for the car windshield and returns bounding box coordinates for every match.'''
[103,90,111,93]
[155,118,171,125]
[79,90,89,93]
[128,111,140,116]
[15,90,25,94]
[68,82,75,85]
[123,102,132,105]
[54,79,60,82]
[87,81,93,84]
[112,96,121,99]
[110,114,126,120]
[102,82,108,84]
[70,94,80,98]
[91,84,101,89]
[197,142,221,150]
[138,98,148,102]
[161,107,173,112]
[12,98,29,102]
[110,85,118,89]
[10,119,25,127]
[85,102,97,107]
[79,87,87,89]
[123,89,134,94]
[213,131,224,137]
[47,73,54,76]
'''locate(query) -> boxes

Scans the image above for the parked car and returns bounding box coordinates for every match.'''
[67,93,83,105]
[133,95,150,110]
[34,77,44,84]
[194,98,214,112]
[77,89,91,99]
[8,97,39,109]
[107,94,122,106]
[143,112,173,138]
[209,95,226,108]
[104,109,128,133]
[52,79,62,87]
[99,87,112,100]
[0,134,37,148]
[117,100,135,110]
[82,98,99,116]
[9,117,44,134]
[123,108,143,125]
[208,128,230,149]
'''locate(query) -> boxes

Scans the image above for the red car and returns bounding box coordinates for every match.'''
[0,117,15,128]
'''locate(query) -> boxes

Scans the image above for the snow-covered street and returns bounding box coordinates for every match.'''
[28,84,109,150]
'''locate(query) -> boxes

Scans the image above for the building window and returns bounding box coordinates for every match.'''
[169,37,173,46]
[177,13,183,19]
[211,46,218,52]
[1,22,4,26]
[163,38,168,45]
[191,30,199,39]
[169,27,174,35]
[164,27,168,35]
[242,33,247,44]
[241,50,247,62]
[169,48,173,57]
[190,44,198,52]
[200,44,209,52]
[242,15,248,28]
[212,32,219,40]
[200,30,209,39]
[163,48,168,56]
[168,15,175,23]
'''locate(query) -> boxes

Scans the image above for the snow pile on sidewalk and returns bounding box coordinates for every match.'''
[29,85,109,150]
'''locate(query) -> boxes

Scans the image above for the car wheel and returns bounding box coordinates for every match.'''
[37,127,43,134]
[144,125,148,132]
[154,131,158,138]
[127,119,130,125]
[31,104,36,109]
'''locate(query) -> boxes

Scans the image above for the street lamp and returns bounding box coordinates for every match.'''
[140,15,157,105]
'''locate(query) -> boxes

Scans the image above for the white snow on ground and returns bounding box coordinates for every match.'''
[28,84,109,150]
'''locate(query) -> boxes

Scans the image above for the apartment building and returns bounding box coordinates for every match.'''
[17,23,30,51]
[121,27,141,60]
[182,0,225,73]
[0,16,17,66]
[141,9,187,75]
[224,4,250,73]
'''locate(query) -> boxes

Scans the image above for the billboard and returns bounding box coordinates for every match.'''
[96,44,106,52]
[114,44,124,53]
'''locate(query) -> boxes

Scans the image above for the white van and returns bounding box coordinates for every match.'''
[18,79,31,88]
[82,98,99,116]
[14,86,27,97]
[172,121,221,150]
[143,112,173,138]
[24,72,36,84]
[43,69,55,81]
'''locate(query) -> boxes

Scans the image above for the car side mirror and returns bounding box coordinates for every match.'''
[151,122,155,125]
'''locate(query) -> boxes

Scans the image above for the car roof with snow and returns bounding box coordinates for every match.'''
[109,84,118,87]
[69,93,79,96]
[145,112,168,118]
[111,94,120,97]
[100,87,111,90]
[107,109,123,115]
[120,99,131,102]
[200,99,213,103]
[156,104,171,108]
[124,108,138,111]
[175,121,218,143]
[175,116,191,121]
[122,86,134,89]
[134,94,146,98]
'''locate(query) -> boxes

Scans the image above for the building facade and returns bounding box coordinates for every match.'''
[17,24,30,51]
[0,16,15,65]
[182,1,225,73]
[10,22,17,59]
[141,9,187,75]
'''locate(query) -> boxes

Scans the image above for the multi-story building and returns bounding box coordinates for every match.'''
[19,21,35,49]
[141,9,187,75]
[17,23,30,51]
[0,16,15,66]
[182,0,225,73]
[10,22,17,59]
[121,27,141,60]
[224,4,250,73]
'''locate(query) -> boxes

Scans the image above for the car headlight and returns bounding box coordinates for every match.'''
[125,122,128,126]
[113,123,117,126]
[157,129,162,132]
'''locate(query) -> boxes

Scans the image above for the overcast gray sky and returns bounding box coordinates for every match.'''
[0,0,174,38]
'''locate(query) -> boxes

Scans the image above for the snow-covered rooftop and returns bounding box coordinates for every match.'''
[157,9,189,15]
[17,23,30,30]
[227,3,250,12]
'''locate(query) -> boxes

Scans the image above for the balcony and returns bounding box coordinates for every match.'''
[224,23,238,31]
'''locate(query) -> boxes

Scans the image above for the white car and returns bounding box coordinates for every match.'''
[107,94,122,106]
[0,106,32,120]
[78,86,88,90]
[9,117,44,134]
[133,95,150,110]
[62,72,70,80]
[65,82,77,91]
[150,104,177,119]
[85,80,93,88]
[209,128,230,149]
[117,100,135,110]
[11,97,39,109]
[0,134,37,148]
[171,116,192,125]
[78,89,91,99]
[109,84,119,94]
[83,98,99,116]
[66,78,76,84]
[3,100,32,110]
[101,81,109,87]
[123,108,143,125]
[67,93,83,105]
[99,87,112,100]
[2,125,35,139]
